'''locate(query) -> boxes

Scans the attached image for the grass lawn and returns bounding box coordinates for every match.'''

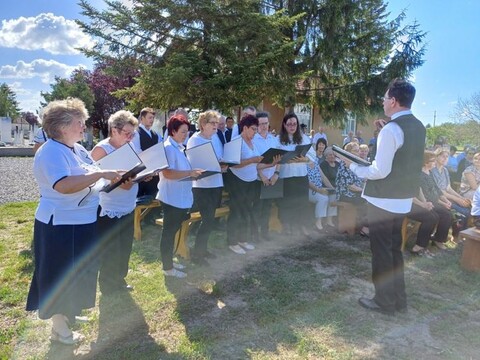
[1,202,480,359]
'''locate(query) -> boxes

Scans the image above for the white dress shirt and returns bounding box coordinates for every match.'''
[350,110,413,214]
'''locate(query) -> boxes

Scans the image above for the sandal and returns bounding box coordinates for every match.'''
[410,248,434,259]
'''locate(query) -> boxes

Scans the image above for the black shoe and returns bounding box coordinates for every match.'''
[358,297,394,316]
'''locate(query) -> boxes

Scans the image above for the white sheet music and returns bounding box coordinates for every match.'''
[222,136,242,165]
[135,142,169,182]
[186,142,221,172]
[95,142,142,171]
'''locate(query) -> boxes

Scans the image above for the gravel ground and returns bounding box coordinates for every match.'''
[0,157,39,204]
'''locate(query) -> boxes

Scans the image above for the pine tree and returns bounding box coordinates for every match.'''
[0,83,20,118]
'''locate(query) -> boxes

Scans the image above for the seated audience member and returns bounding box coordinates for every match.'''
[408,189,437,258]
[446,145,458,179]
[91,110,139,295]
[315,138,327,165]
[456,147,475,181]
[307,160,336,231]
[431,148,471,220]
[359,144,370,161]
[335,142,368,236]
[419,151,453,249]
[459,152,480,200]
[320,147,340,188]
[472,187,480,229]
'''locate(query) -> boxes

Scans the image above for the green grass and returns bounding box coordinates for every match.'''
[2,202,480,359]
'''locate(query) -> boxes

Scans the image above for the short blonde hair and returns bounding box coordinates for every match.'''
[42,98,88,139]
[198,110,221,132]
[108,110,138,136]
[345,142,360,153]
[359,144,369,151]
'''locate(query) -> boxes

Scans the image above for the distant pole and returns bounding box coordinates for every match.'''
[433,111,436,127]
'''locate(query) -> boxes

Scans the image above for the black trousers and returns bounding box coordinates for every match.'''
[97,211,134,294]
[408,204,439,248]
[192,187,222,257]
[137,176,159,197]
[252,180,273,237]
[431,205,452,243]
[367,203,406,312]
[160,202,189,270]
[278,176,310,231]
[226,170,257,245]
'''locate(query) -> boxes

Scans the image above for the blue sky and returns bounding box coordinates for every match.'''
[0,1,479,126]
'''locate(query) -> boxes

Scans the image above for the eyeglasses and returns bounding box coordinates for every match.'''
[285,123,297,127]
[117,128,134,138]
[249,126,258,132]
[382,96,393,101]
[207,121,219,125]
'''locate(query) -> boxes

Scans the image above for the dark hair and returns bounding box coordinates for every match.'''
[239,114,258,134]
[315,137,328,151]
[140,107,156,119]
[226,116,234,121]
[450,145,457,153]
[386,79,416,108]
[167,116,190,135]
[256,111,269,119]
[279,113,302,145]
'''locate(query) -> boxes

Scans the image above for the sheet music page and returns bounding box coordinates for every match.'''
[186,142,221,172]
[222,136,242,164]
[95,142,142,171]
[135,142,169,181]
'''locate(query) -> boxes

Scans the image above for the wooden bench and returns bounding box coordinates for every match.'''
[400,217,421,251]
[459,227,480,271]
[333,201,357,235]
[156,206,230,259]
[133,200,161,241]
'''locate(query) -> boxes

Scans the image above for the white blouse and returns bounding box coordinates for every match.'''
[34,140,103,225]
[186,132,224,188]
[95,139,139,218]
[157,137,193,209]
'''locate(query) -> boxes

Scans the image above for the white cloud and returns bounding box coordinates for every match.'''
[0,59,83,84]
[0,13,92,55]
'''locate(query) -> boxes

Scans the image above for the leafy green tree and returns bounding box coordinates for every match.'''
[0,83,20,118]
[261,0,426,124]
[77,0,298,112]
[41,69,95,113]
[77,0,425,125]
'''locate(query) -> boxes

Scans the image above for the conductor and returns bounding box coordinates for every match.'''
[339,79,426,315]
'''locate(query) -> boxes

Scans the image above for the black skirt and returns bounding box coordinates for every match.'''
[26,218,99,320]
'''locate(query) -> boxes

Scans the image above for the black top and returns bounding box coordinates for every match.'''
[420,171,443,206]
[139,127,159,151]
[320,161,340,187]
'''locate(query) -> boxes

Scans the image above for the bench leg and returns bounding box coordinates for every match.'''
[134,208,142,241]
[174,220,191,260]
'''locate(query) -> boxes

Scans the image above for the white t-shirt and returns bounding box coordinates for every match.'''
[95,139,138,218]
[157,137,193,209]
[275,133,311,178]
[34,140,103,225]
[253,132,277,179]
[33,128,48,144]
[186,132,224,188]
[230,136,261,182]
[472,187,480,216]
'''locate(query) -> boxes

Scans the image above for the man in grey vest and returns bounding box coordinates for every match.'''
[340,79,425,315]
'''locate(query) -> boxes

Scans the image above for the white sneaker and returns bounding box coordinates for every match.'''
[239,242,255,250]
[173,262,186,270]
[163,268,187,278]
[229,245,246,255]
